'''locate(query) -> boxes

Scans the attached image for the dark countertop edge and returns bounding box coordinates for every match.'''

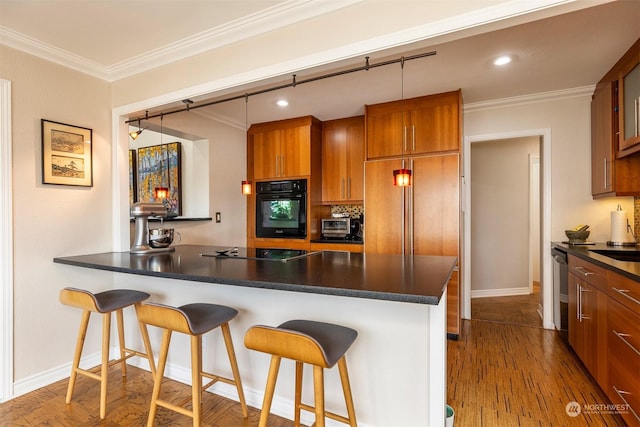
[52,256,441,305]
[552,242,640,283]
[139,217,213,222]
[310,239,363,245]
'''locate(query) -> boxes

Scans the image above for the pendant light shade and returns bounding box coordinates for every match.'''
[129,128,144,140]
[154,187,169,199]
[392,57,412,187]
[393,168,412,186]
[241,180,252,195]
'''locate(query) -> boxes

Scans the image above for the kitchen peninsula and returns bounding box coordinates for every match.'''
[54,245,456,426]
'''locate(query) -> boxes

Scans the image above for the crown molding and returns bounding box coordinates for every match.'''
[0,0,363,82]
[463,85,595,113]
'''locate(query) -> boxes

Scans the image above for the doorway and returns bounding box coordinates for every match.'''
[462,129,553,330]
[0,78,13,401]
[469,139,541,327]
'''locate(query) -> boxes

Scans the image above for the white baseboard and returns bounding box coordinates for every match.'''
[471,286,531,298]
[12,348,361,427]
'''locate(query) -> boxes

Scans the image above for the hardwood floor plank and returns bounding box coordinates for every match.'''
[447,320,626,427]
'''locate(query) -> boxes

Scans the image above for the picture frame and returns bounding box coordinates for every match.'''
[129,150,137,205]
[136,141,182,216]
[41,119,93,187]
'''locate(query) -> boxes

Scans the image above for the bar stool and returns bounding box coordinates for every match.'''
[59,287,154,419]
[135,302,248,427]
[244,319,358,427]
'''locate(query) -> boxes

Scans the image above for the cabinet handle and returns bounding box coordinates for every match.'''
[576,284,581,321]
[281,154,285,176]
[403,126,407,152]
[635,97,639,137]
[275,155,279,177]
[573,266,595,277]
[412,124,416,151]
[612,386,639,421]
[603,158,608,190]
[579,285,591,321]
[612,287,640,306]
[347,177,351,199]
[613,330,640,356]
[341,178,345,199]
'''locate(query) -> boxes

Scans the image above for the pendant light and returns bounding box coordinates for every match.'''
[129,111,148,140]
[154,113,169,200]
[393,57,412,187]
[241,94,252,195]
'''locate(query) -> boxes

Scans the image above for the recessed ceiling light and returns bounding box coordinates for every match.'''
[276,99,289,107]
[493,55,512,66]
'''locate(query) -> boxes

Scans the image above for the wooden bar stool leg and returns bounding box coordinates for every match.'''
[313,365,325,427]
[66,310,91,404]
[221,323,248,417]
[259,355,281,427]
[116,309,127,377]
[294,361,303,427]
[147,329,172,427]
[99,312,112,419]
[137,320,156,378]
[337,357,357,427]
[191,335,202,427]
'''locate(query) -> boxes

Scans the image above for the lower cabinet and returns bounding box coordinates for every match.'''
[568,254,640,425]
[607,298,640,425]
[568,272,608,388]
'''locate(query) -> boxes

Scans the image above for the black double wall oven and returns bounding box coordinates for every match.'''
[255,179,307,239]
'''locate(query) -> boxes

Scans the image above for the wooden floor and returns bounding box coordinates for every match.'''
[471,282,543,328]
[447,320,626,426]
[0,317,626,426]
[0,365,291,426]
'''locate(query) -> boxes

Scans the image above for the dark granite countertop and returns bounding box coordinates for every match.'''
[310,239,363,244]
[53,245,456,305]
[552,242,640,282]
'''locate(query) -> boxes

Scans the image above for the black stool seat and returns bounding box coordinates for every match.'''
[61,287,150,313]
[177,303,238,335]
[278,320,357,367]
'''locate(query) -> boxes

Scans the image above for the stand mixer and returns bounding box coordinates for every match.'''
[130,202,176,254]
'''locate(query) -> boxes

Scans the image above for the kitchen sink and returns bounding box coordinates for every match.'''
[590,249,640,262]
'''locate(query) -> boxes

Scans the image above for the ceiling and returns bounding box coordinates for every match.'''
[2,0,639,133]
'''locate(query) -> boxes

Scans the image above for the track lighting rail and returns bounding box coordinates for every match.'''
[125,50,436,125]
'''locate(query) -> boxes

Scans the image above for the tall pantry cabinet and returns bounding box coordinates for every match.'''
[364,90,462,338]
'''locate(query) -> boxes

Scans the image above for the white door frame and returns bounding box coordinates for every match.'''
[463,129,553,330]
[0,78,14,401]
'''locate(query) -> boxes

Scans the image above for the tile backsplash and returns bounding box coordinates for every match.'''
[330,205,364,218]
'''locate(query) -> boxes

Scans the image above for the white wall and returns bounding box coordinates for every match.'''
[470,137,539,294]
[1,45,113,384]
[464,91,634,244]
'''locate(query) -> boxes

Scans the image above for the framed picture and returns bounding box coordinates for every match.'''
[136,142,181,216]
[129,150,137,205]
[41,119,93,187]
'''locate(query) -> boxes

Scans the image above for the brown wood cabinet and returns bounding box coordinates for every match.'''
[364,154,460,336]
[568,271,608,388]
[617,39,640,156]
[321,116,364,204]
[249,116,321,180]
[591,38,640,198]
[246,116,324,248]
[365,90,461,159]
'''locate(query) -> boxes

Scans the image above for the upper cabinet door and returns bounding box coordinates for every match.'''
[366,108,405,159]
[281,125,311,178]
[365,90,461,160]
[252,128,281,180]
[322,116,364,203]
[410,93,460,154]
